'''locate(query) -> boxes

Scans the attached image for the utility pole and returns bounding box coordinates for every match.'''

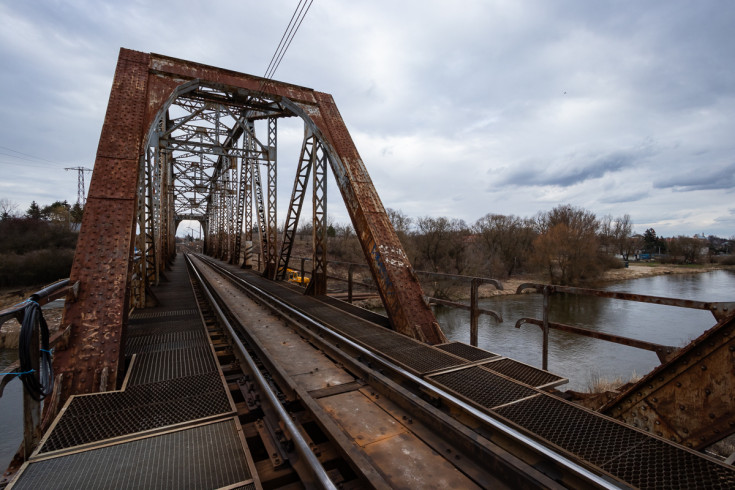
[65,167,92,206]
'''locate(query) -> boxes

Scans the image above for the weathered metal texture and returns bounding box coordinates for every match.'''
[56,49,151,401]
[602,312,735,449]
[301,92,446,344]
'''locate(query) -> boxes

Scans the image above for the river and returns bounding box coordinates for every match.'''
[437,269,735,392]
[1,269,733,469]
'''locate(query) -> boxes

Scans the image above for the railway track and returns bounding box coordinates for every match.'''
[187,253,628,488]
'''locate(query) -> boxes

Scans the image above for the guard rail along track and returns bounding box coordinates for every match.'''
[187,253,735,489]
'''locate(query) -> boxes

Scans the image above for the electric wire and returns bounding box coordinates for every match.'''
[261,0,314,84]
[269,0,313,79]
[18,300,54,401]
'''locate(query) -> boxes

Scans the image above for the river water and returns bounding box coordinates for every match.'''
[0,270,733,469]
[437,270,735,392]
[0,348,22,470]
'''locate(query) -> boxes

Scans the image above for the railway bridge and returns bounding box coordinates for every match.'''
[2,49,735,489]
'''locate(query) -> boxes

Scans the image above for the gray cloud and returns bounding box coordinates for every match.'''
[1,0,735,236]
[653,163,735,192]
[493,149,645,188]
[599,190,650,204]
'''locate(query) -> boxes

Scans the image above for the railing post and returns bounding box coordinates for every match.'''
[470,278,481,347]
[300,257,306,285]
[23,314,41,460]
[348,264,354,304]
[542,286,550,370]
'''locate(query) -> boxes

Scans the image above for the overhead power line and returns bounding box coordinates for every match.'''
[263,0,314,81]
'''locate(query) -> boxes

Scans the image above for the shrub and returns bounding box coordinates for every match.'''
[0,249,75,288]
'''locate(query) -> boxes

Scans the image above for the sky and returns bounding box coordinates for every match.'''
[1,0,734,238]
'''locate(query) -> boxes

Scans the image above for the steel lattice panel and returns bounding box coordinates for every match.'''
[482,358,566,388]
[124,330,208,355]
[15,420,251,490]
[129,308,199,320]
[127,345,218,385]
[126,318,203,337]
[429,366,537,409]
[380,344,468,374]
[492,394,735,489]
[436,342,500,362]
[38,373,231,454]
[600,438,735,489]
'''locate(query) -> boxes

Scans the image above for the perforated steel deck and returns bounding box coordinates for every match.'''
[436,341,500,362]
[428,366,538,409]
[38,372,231,454]
[483,358,567,389]
[14,419,252,490]
[493,394,735,489]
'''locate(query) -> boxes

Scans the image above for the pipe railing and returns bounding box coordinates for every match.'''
[514,283,735,370]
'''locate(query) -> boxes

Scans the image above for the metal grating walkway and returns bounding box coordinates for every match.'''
[10,257,254,489]
[12,419,252,490]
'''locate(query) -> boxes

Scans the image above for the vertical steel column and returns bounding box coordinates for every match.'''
[132,153,147,308]
[542,286,550,370]
[144,146,158,286]
[252,146,269,275]
[306,142,327,295]
[243,121,254,268]
[233,138,245,264]
[276,127,315,280]
[266,117,278,279]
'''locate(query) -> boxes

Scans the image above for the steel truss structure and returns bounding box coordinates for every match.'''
[57,49,446,405]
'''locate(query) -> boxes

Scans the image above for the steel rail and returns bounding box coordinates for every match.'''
[185,254,338,490]
[192,254,621,489]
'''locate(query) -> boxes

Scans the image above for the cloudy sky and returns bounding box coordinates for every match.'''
[1,0,733,237]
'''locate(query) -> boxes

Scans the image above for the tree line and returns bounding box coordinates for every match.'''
[0,199,81,287]
[323,204,734,286]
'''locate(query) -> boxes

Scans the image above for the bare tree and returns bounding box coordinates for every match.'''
[474,213,535,277]
[612,214,634,261]
[414,216,468,273]
[668,236,704,264]
[532,204,601,285]
[0,198,19,220]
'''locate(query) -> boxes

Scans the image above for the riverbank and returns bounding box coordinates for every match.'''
[475,263,733,299]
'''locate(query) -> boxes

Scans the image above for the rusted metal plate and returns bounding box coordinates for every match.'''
[55,49,151,404]
[318,391,407,447]
[363,432,482,489]
[603,313,735,449]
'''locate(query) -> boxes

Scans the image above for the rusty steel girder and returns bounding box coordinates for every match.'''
[57,48,445,404]
[602,312,735,450]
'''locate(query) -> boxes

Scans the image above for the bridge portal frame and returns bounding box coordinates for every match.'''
[56,48,445,404]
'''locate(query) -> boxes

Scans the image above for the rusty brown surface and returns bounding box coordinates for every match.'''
[55,49,151,403]
[602,313,735,449]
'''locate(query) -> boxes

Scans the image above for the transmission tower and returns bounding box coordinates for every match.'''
[65,166,92,206]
